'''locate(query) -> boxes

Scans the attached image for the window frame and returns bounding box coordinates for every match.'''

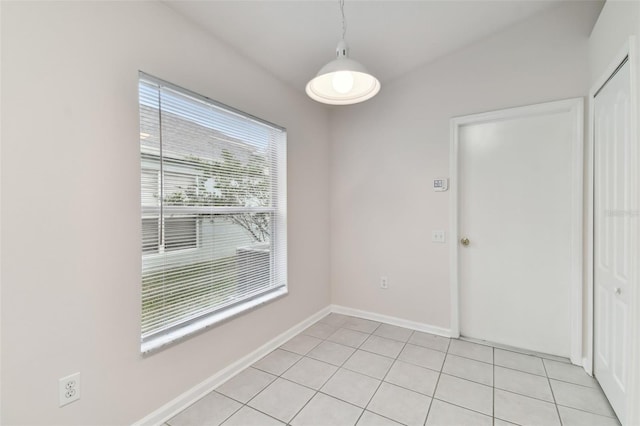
[139,72,288,354]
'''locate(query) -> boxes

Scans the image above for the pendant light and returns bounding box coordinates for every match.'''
[306,0,380,105]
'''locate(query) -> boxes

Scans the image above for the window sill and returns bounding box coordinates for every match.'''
[141,286,288,356]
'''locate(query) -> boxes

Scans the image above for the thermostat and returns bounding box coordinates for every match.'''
[433,178,448,192]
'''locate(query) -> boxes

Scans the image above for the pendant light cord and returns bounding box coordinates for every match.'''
[340,0,347,41]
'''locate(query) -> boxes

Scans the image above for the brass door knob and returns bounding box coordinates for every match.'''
[460,237,470,246]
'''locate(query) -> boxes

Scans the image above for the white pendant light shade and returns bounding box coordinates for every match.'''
[306,40,381,105]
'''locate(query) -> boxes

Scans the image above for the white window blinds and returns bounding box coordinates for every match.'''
[139,73,287,352]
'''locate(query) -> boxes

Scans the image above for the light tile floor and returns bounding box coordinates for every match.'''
[167,313,620,426]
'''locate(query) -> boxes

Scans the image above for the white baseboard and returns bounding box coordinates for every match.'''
[133,305,332,426]
[330,304,453,338]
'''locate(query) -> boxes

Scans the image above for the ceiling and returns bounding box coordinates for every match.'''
[164,1,590,93]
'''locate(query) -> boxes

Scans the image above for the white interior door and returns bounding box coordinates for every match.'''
[594,58,631,422]
[456,100,582,358]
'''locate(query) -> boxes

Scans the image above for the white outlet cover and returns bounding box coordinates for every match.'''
[59,372,81,407]
[380,276,388,289]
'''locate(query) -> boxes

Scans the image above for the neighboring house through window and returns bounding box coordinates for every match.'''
[139,73,287,353]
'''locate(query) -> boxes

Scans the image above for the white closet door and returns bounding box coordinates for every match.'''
[594,58,631,422]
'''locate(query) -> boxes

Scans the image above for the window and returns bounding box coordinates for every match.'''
[139,73,287,353]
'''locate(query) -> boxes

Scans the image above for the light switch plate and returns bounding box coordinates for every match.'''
[432,230,446,243]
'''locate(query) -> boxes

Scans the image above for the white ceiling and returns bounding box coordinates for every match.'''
[164,1,593,93]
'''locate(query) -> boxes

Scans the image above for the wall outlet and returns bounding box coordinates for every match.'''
[59,372,80,407]
[380,276,388,289]
[432,230,446,243]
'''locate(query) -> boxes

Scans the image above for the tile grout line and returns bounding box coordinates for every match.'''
[554,402,620,421]
[429,396,494,421]
[399,330,437,426]
[307,316,403,424]
[423,336,451,425]
[546,377,601,389]
[310,338,447,375]
[492,383,561,406]
[232,371,608,426]
[212,390,247,426]
[259,353,486,421]
[458,336,573,364]
[493,362,552,380]
[438,366,494,388]
[286,390,318,425]
[280,325,453,416]
[206,316,402,424]
[234,402,286,426]
[322,317,612,423]
[492,346,495,426]
[288,316,364,425]
[360,327,412,424]
[447,351,495,366]
[447,343,496,365]
[394,344,448,372]
[328,320,383,424]
[248,346,316,425]
[467,351,588,384]
[465,356,598,388]
[421,345,598,389]
[426,373,616,421]
[245,314,351,425]
[542,357,564,426]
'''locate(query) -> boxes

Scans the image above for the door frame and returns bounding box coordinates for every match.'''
[586,36,639,426]
[449,98,585,365]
